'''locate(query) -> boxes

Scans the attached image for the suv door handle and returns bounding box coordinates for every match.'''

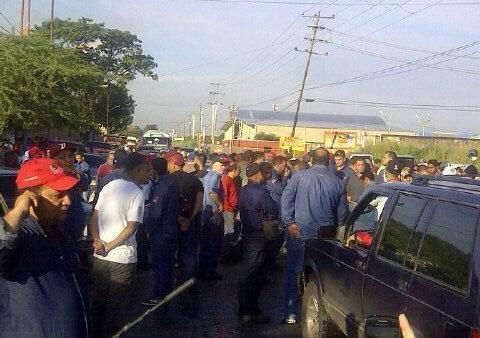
[397,278,409,292]
[354,259,366,270]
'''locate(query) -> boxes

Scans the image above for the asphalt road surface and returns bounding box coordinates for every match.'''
[120,260,302,338]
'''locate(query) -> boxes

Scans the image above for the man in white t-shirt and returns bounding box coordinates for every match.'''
[89,152,151,338]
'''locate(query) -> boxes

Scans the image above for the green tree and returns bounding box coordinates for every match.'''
[120,125,143,139]
[33,18,157,84]
[143,124,159,132]
[0,35,104,134]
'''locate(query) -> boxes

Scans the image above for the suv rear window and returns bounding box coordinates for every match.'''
[378,195,427,266]
[415,202,477,290]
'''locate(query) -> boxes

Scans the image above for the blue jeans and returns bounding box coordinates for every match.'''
[283,236,305,316]
[151,229,176,299]
[178,214,200,281]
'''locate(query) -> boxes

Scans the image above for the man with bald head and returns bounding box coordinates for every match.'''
[280,147,348,324]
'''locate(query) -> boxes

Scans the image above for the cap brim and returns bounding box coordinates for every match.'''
[45,176,79,191]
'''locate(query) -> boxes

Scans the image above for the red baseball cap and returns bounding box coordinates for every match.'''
[164,152,185,166]
[219,156,231,164]
[47,142,76,158]
[16,158,79,191]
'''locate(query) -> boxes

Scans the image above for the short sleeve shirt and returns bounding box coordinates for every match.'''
[171,170,204,206]
[94,179,145,264]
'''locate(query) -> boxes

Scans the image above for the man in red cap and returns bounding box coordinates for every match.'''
[47,142,87,244]
[0,158,89,338]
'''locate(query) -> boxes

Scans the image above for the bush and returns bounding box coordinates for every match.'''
[361,140,473,163]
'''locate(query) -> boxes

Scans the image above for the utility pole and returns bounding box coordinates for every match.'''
[291,12,334,137]
[228,103,238,154]
[50,0,55,43]
[19,0,25,36]
[191,114,196,140]
[198,104,204,145]
[209,83,225,152]
[379,110,392,133]
[26,0,31,34]
[416,114,430,137]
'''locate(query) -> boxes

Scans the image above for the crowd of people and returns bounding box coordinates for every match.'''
[1,139,478,338]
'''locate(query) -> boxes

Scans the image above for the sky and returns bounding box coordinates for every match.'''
[1,0,479,135]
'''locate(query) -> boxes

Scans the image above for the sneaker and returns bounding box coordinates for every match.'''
[282,314,297,324]
[141,298,161,306]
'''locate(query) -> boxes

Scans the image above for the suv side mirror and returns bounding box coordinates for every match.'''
[364,316,400,338]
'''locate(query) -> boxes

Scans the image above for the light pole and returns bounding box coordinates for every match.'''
[379,110,392,133]
[416,114,430,137]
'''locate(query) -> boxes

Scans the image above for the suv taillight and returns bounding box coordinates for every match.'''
[471,330,480,338]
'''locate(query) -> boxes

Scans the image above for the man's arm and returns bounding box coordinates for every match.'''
[209,192,222,212]
[191,190,203,219]
[336,187,349,226]
[104,221,138,254]
[281,175,299,225]
[281,175,301,238]
[261,189,278,219]
[1,191,39,271]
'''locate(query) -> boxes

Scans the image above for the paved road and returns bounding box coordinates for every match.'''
[120,261,302,338]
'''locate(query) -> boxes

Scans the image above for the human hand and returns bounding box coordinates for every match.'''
[217,205,224,213]
[93,240,107,256]
[178,216,190,232]
[284,167,290,179]
[13,190,39,219]
[399,314,416,338]
[288,223,301,238]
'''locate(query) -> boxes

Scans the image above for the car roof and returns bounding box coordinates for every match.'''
[0,166,18,175]
[367,177,480,207]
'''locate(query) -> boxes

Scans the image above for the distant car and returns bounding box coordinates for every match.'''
[397,155,415,169]
[137,145,162,155]
[348,153,374,167]
[83,153,106,202]
[0,166,17,215]
[85,141,115,154]
[42,139,86,153]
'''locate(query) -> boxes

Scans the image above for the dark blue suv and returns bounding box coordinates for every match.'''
[301,176,480,338]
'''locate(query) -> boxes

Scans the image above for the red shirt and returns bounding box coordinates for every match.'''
[220,175,238,212]
[97,163,113,182]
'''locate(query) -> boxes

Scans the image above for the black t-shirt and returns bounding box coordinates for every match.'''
[192,169,208,179]
[171,170,204,217]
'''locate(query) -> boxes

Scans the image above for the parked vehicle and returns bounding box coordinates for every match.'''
[301,176,480,338]
[348,153,374,167]
[85,141,115,154]
[0,166,17,214]
[397,155,416,170]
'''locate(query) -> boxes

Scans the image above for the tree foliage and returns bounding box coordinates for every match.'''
[254,132,280,141]
[33,18,157,84]
[143,124,159,132]
[0,35,104,134]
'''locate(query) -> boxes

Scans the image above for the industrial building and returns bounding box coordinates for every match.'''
[222,109,414,150]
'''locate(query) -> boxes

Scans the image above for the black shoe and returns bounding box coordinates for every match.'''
[141,298,161,306]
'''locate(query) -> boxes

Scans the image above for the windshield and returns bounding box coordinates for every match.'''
[144,137,170,146]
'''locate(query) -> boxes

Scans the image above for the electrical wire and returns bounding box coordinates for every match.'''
[303,98,480,111]
[331,42,480,75]
[329,30,480,60]
[196,0,480,4]
[305,41,480,90]
[0,11,20,34]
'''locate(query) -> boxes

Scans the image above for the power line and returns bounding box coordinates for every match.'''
[0,10,20,34]
[303,98,480,111]
[227,48,296,86]
[331,42,480,75]
[196,0,480,4]
[329,30,480,60]
[305,41,480,90]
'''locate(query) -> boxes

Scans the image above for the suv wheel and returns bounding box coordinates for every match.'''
[302,279,325,338]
